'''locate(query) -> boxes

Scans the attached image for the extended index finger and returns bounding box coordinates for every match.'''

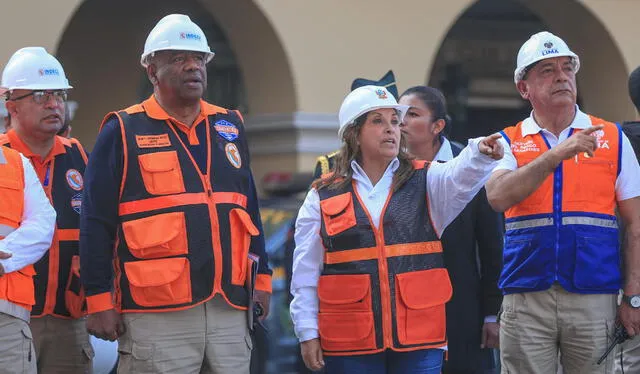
[486,133,503,142]
[581,125,605,135]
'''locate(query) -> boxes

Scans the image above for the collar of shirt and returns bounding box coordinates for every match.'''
[521,105,591,138]
[434,137,454,162]
[141,95,226,143]
[6,129,67,165]
[350,158,399,194]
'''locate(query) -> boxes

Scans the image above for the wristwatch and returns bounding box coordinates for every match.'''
[623,294,640,308]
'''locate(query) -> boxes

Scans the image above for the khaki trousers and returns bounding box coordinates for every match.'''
[0,312,36,374]
[615,336,640,373]
[30,316,93,374]
[117,295,252,374]
[500,284,617,374]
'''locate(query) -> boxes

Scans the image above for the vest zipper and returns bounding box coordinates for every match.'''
[200,175,223,295]
[353,184,394,349]
[166,119,223,296]
[375,229,394,349]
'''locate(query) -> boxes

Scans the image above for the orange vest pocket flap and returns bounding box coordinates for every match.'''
[125,258,187,287]
[138,151,179,172]
[397,268,452,309]
[319,312,374,342]
[230,208,259,236]
[318,274,370,305]
[320,192,352,216]
[122,212,186,250]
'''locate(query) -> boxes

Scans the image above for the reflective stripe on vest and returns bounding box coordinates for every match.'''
[499,117,621,294]
[505,215,618,231]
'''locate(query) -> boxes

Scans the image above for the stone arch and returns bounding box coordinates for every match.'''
[55,0,296,147]
[427,0,632,141]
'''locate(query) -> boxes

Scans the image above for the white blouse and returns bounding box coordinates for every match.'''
[290,138,498,342]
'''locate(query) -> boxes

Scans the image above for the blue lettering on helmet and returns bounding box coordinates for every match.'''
[542,48,559,56]
[180,32,202,41]
[39,68,60,76]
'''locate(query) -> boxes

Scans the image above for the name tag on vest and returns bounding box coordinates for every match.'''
[135,134,171,148]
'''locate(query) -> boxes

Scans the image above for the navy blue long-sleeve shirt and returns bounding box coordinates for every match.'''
[79,112,267,301]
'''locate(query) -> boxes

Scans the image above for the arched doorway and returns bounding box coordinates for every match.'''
[55,0,296,148]
[428,0,631,143]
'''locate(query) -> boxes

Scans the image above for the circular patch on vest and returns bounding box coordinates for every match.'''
[66,169,83,191]
[71,193,82,214]
[225,143,242,169]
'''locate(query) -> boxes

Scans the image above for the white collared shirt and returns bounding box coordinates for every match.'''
[433,137,454,162]
[290,138,498,342]
[495,106,640,201]
[0,154,56,273]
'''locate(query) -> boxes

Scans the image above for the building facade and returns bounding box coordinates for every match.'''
[1,0,638,188]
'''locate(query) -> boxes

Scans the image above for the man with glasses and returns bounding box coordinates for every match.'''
[1,47,92,373]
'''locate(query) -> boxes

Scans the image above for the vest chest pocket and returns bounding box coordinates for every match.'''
[395,268,452,346]
[124,257,192,307]
[317,274,376,352]
[516,157,552,209]
[0,175,23,225]
[320,193,357,236]
[576,159,616,204]
[122,212,188,259]
[229,208,259,286]
[138,151,186,195]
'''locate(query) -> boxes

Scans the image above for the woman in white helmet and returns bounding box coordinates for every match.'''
[290,85,504,373]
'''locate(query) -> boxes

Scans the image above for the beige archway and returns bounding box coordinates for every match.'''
[426,0,635,142]
[517,0,635,121]
[55,0,296,150]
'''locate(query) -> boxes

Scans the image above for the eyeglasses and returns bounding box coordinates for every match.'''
[9,90,68,104]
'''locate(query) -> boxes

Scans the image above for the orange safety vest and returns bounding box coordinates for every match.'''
[103,97,268,313]
[0,145,36,321]
[499,116,621,294]
[316,161,452,356]
[1,132,88,319]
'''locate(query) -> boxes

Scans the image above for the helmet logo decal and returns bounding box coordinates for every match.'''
[375,89,387,99]
[180,32,202,41]
[542,40,558,56]
[38,68,60,76]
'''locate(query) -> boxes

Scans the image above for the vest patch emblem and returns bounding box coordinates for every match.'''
[71,193,82,214]
[214,120,239,141]
[135,134,171,148]
[66,169,83,191]
[225,143,242,169]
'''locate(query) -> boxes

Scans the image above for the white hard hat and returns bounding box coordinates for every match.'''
[514,31,580,84]
[141,14,215,67]
[338,85,409,139]
[1,47,72,93]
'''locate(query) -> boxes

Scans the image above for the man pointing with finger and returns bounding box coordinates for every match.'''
[486,31,640,374]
